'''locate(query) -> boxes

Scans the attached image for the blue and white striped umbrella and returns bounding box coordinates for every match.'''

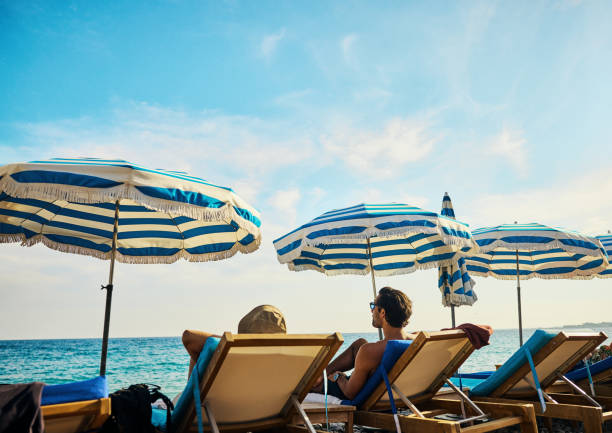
[0,158,261,374]
[274,203,479,277]
[0,158,261,262]
[274,202,479,339]
[596,233,612,278]
[438,193,477,310]
[465,223,608,280]
[464,222,608,345]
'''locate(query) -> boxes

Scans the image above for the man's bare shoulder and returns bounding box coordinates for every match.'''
[356,340,386,366]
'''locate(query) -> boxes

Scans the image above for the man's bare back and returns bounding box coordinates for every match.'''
[328,329,415,399]
[312,288,416,401]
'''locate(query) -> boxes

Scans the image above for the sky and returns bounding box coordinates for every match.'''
[1,0,611,340]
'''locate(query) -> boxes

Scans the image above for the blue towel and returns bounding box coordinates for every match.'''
[341,340,412,407]
[566,356,612,382]
[151,337,220,431]
[41,376,108,406]
[470,330,556,397]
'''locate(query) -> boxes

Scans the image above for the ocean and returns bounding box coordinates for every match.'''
[1,326,610,399]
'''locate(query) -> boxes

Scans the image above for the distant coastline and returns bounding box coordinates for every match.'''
[561,321,612,329]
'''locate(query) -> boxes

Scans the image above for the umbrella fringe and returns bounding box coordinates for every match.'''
[477,240,605,258]
[469,270,600,281]
[24,236,112,261]
[301,228,475,249]
[14,233,261,264]
[287,257,462,276]
[442,293,478,307]
[0,233,26,244]
[0,181,261,235]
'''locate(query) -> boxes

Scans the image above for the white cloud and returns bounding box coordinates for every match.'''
[260,28,286,59]
[322,116,438,177]
[268,188,301,225]
[307,186,326,203]
[465,168,612,235]
[14,103,316,202]
[487,127,528,177]
[341,33,358,63]
[352,88,392,108]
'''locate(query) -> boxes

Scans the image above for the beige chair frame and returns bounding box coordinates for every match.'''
[354,330,538,433]
[463,332,612,433]
[175,332,353,433]
[41,397,111,433]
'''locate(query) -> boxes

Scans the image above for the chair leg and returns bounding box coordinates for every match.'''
[517,413,538,433]
[542,416,553,432]
[582,414,603,433]
[344,412,353,433]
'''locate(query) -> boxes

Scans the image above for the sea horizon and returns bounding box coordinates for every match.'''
[2,326,611,398]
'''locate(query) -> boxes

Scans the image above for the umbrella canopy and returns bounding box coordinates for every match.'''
[466,223,608,280]
[274,203,478,276]
[273,203,479,339]
[0,194,260,263]
[595,233,612,278]
[464,222,608,345]
[437,193,477,327]
[0,158,261,374]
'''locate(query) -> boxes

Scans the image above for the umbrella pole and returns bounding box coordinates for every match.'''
[515,250,523,347]
[451,305,456,328]
[367,238,383,341]
[100,200,120,376]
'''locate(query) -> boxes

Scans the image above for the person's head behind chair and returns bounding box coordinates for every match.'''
[372,286,412,329]
[237,305,287,334]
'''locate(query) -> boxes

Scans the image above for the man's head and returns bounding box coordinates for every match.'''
[371,286,412,329]
[237,305,287,334]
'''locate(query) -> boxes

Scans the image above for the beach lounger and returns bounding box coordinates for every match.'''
[446,330,612,433]
[342,330,538,433]
[153,332,354,433]
[40,376,111,433]
[548,356,612,397]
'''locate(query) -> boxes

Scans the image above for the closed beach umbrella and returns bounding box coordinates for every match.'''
[465,223,609,346]
[273,203,479,339]
[0,158,261,375]
[438,193,477,327]
[595,232,612,278]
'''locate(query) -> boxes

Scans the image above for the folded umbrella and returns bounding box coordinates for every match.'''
[437,193,477,327]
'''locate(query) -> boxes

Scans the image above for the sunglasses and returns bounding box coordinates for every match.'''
[369,302,377,311]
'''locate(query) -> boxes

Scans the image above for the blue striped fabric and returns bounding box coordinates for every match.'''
[596,234,612,278]
[438,193,477,306]
[464,223,609,280]
[0,158,261,263]
[274,203,479,276]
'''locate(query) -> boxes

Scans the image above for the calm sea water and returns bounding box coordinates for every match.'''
[1,327,610,399]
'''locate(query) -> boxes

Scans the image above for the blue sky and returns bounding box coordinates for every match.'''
[1,0,611,339]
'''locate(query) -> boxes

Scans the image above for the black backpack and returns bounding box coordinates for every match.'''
[101,384,174,433]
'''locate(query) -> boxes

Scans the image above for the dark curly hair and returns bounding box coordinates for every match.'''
[377,286,412,328]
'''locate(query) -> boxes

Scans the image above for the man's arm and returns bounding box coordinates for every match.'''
[334,344,379,400]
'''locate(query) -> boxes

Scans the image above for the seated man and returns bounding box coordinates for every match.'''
[182,304,286,377]
[312,286,414,400]
[313,286,493,400]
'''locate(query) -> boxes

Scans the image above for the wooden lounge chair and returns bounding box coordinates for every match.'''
[41,398,111,433]
[548,356,612,397]
[170,332,354,433]
[38,375,110,433]
[454,330,612,433]
[351,330,538,433]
